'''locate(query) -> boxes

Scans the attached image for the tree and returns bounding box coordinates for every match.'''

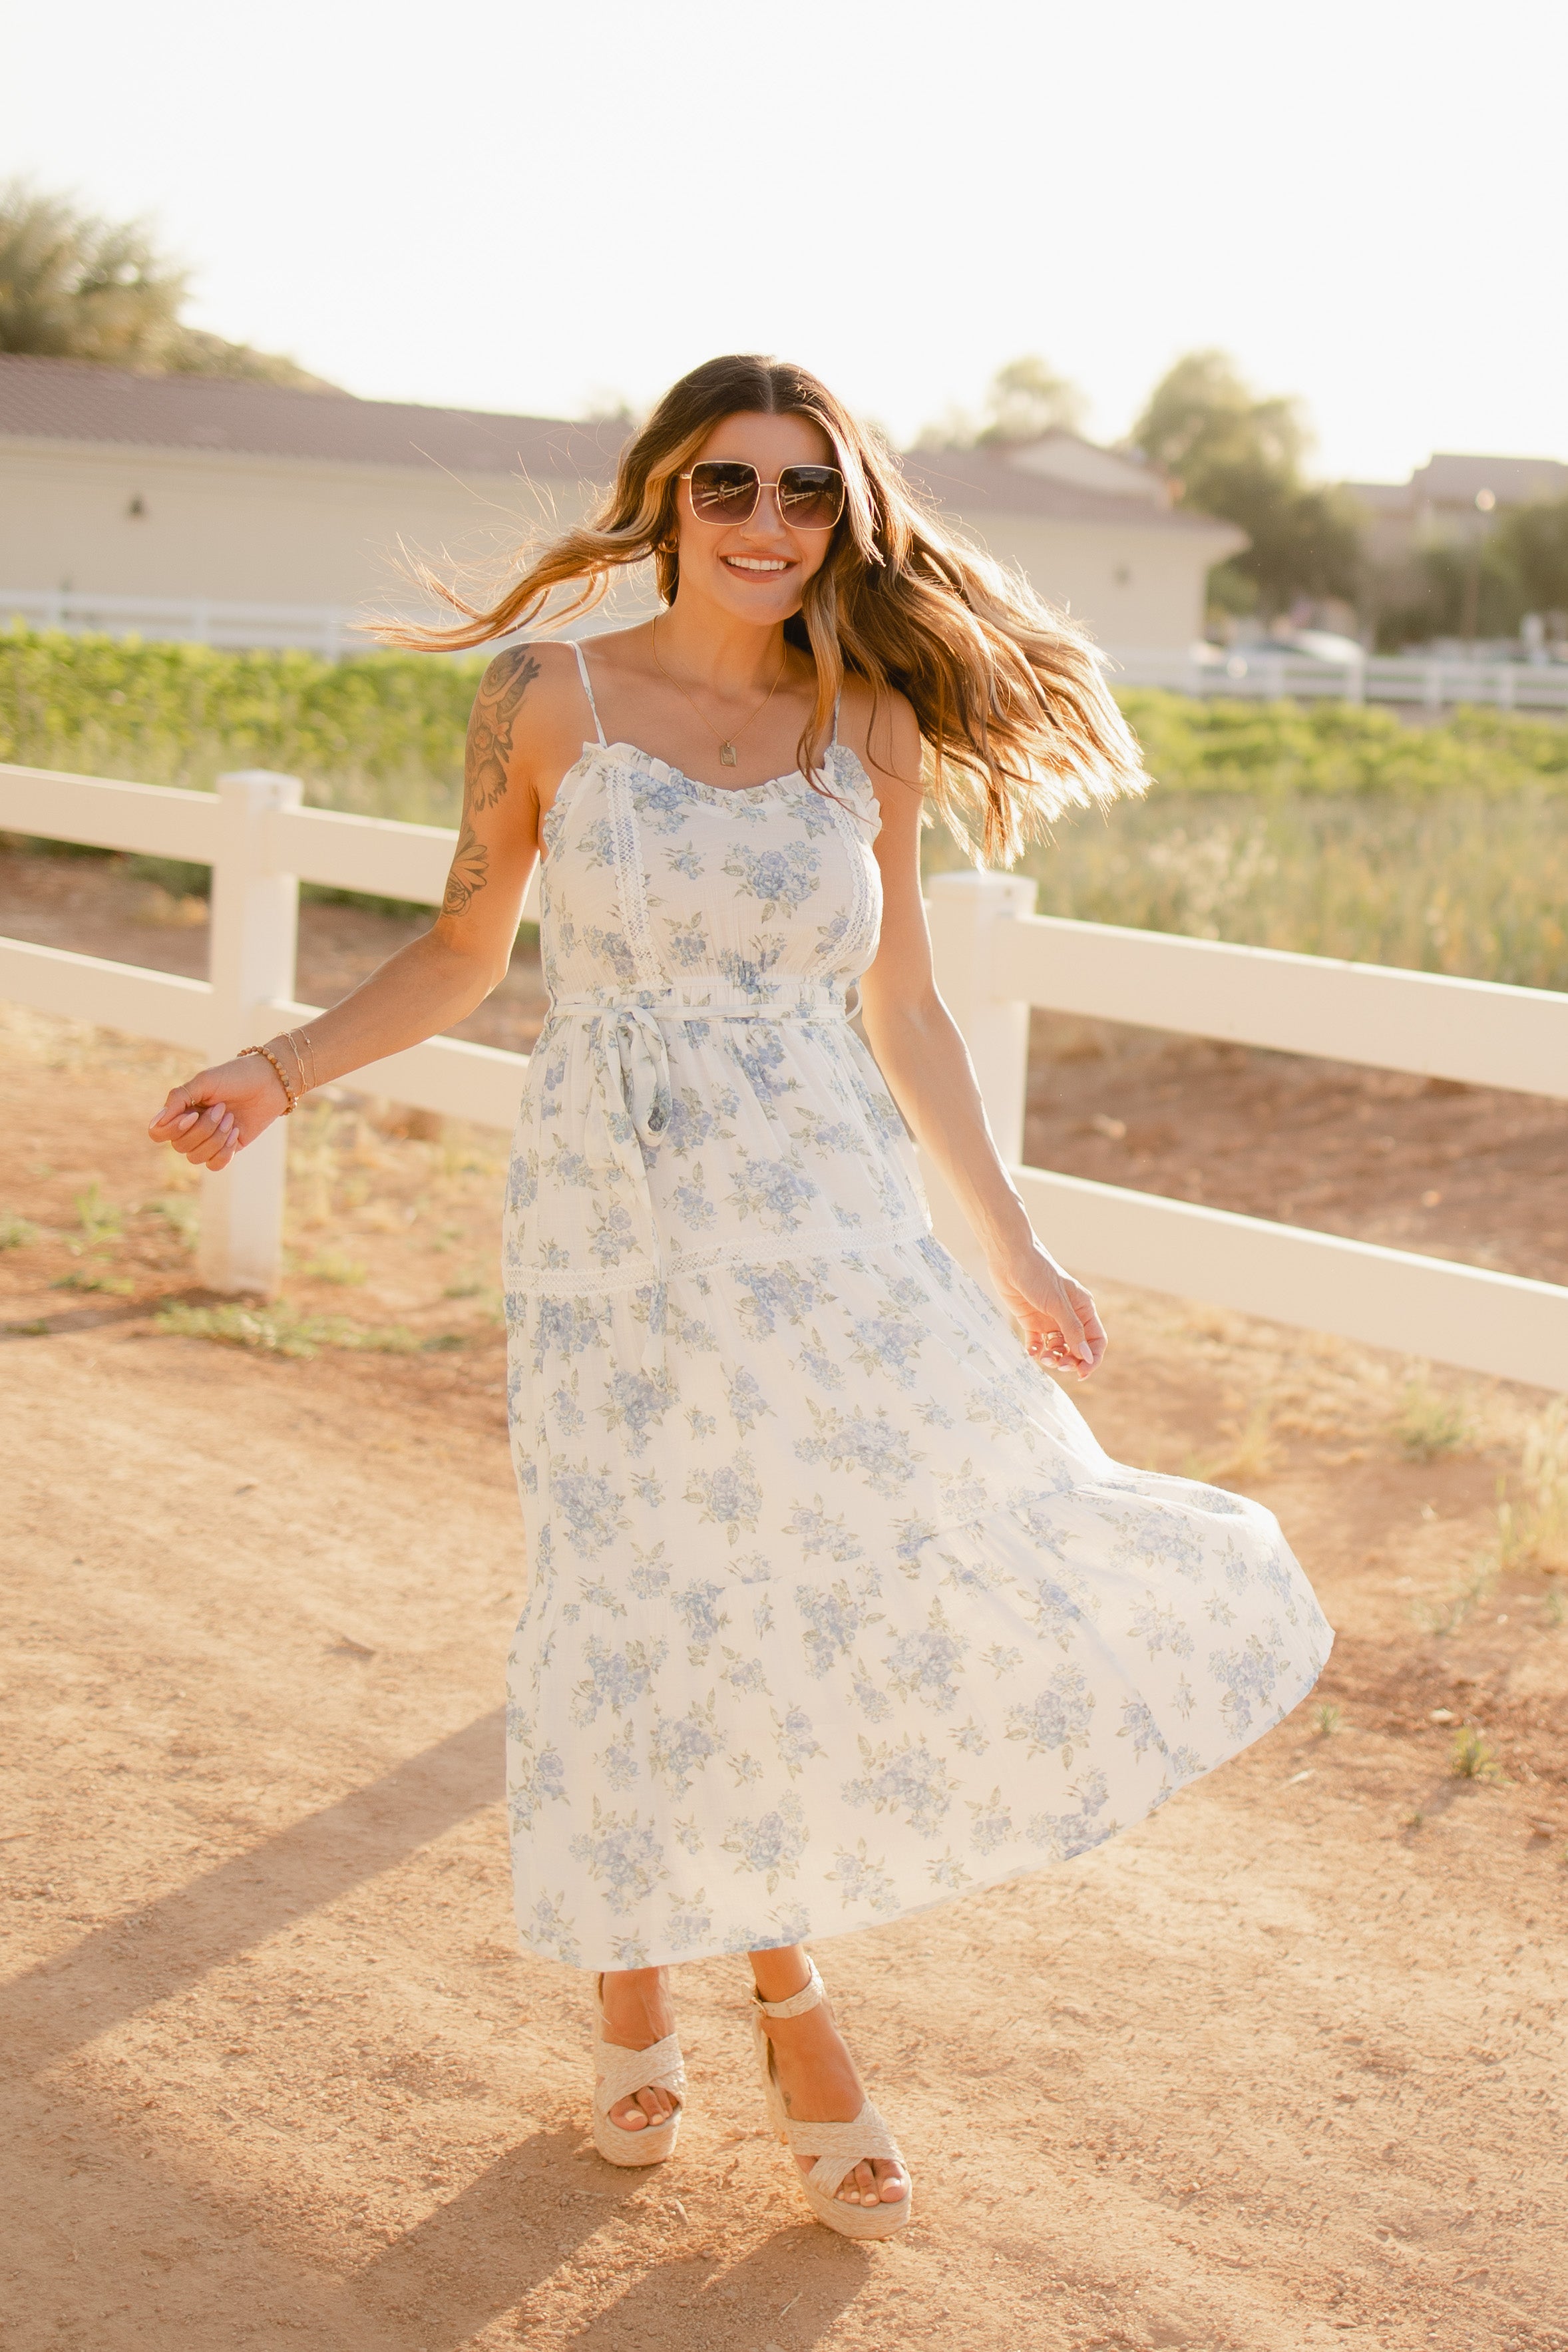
[0,181,185,365]
[916,354,1088,450]
[1128,349,1360,619]
[977,355,1087,445]
[0,180,337,389]
[1493,496,1568,618]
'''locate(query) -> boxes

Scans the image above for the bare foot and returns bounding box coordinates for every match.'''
[597,1968,681,2136]
[752,1954,908,2209]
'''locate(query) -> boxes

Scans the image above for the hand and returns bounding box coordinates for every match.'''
[146,1054,289,1174]
[988,1239,1107,1381]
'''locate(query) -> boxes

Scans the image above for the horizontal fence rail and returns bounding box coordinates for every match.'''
[1,588,356,658]
[1111,646,1568,713]
[1,759,1563,1390]
[988,914,1568,1101]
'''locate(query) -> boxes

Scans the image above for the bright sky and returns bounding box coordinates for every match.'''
[3,0,1563,484]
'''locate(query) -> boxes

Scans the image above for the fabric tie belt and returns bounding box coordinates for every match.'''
[547,981,852,1152]
[532,982,857,1365]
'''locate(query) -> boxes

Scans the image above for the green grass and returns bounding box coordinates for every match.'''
[1450,1725,1503,1782]
[5,628,1568,988]
[153,1299,431,1358]
[1394,1369,1476,1463]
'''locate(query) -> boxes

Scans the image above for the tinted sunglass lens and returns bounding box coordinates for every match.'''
[777,467,845,527]
[689,462,759,521]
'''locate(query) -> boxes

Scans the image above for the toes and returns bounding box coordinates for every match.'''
[609,2086,678,2132]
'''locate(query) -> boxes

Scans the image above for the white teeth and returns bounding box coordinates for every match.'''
[726,558,788,572]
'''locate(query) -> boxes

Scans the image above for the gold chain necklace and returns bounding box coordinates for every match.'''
[650,618,789,769]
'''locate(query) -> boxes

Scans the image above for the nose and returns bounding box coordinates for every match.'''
[741,483,793,540]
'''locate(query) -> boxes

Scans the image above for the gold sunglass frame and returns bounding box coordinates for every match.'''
[678,463,847,531]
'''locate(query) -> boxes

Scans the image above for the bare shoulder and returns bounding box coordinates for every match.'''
[466,638,594,808]
[471,638,586,737]
[836,674,923,829]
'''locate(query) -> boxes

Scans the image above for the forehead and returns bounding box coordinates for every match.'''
[694,410,835,468]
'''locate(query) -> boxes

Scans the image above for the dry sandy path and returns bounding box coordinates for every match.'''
[2,1020,1566,2352]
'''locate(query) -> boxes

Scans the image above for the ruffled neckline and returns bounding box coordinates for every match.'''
[594,739,874,810]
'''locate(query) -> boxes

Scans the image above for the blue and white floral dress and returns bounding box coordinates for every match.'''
[502,660,1331,1971]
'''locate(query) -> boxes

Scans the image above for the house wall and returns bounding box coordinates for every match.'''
[965,512,1233,650]
[0,439,612,610]
[1,435,1229,653]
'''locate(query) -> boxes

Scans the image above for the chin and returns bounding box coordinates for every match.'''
[708,577,805,623]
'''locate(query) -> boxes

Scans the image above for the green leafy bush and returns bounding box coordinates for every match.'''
[0,626,481,822]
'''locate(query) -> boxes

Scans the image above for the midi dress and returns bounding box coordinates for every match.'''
[502,652,1332,1971]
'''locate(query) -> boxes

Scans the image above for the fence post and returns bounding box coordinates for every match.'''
[198,769,303,1296]
[922,869,1037,1276]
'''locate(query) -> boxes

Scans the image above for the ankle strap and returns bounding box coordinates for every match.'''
[752,1957,825,2019]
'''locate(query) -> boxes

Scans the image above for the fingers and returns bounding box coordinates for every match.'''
[182,1103,238,1169]
[146,1082,204,1140]
[1024,1289,1105,1378]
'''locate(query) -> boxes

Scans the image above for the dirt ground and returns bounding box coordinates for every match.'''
[3,978,1568,2348]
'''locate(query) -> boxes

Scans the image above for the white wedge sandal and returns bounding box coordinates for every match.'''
[590,1973,686,2167]
[751,1959,912,2239]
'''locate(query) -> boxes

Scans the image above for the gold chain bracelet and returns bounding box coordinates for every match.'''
[240,1042,298,1113]
[288,1026,319,1095]
[282,1030,309,1099]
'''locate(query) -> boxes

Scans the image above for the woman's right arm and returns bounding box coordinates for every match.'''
[148,644,556,1171]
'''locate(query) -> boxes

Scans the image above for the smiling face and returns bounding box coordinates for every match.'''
[672,410,839,625]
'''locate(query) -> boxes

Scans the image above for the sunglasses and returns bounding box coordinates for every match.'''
[680,460,847,531]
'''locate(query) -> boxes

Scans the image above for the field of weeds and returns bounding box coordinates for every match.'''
[5,626,1568,988]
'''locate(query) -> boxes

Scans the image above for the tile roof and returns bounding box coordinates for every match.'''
[0,356,1244,544]
[1412,452,1568,507]
[0,353,630,479]
[895,444,1241,538]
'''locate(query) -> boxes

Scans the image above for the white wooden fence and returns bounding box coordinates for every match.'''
[1,590,357,660]
[1112,644,1568,713]
[1,759,1565,1390]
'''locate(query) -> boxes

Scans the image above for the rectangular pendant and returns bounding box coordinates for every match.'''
[719,741,737,767]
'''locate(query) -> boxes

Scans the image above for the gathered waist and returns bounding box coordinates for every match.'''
[547,978,852,1022]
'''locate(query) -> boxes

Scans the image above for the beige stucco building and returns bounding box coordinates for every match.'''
[1,358,1240,653]
[898,433,1243,652]
[0,354,635,631]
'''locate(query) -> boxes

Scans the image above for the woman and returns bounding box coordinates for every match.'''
[149,354,1330,2240]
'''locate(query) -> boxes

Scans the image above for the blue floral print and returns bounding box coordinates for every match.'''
[502,732,1332,1968]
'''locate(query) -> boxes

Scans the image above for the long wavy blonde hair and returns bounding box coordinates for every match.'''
[381,353,1145,861]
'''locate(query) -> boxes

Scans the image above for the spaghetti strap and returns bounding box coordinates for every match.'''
[573,640,607,747]
[831,689,842,746]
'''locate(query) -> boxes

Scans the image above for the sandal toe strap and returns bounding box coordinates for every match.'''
[784,2101,902,2197]
[594,2029,686,2114]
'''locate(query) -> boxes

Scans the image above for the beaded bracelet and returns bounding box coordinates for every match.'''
[240,1042,298,1113]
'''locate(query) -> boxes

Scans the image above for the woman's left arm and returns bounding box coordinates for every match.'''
[853,693,1106,1379]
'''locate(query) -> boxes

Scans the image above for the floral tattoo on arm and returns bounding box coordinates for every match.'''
[442,820,490,916]
[466,648,540,813]
[442,646,541,916]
